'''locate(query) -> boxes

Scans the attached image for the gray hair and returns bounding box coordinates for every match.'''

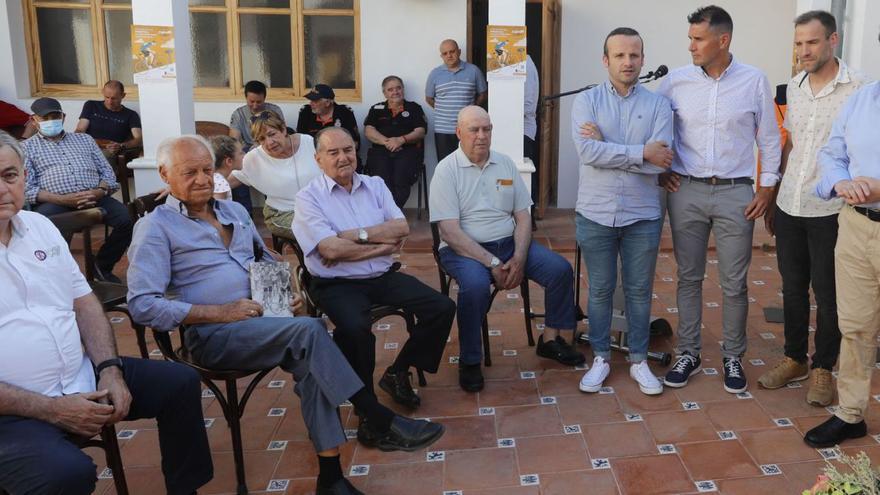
[156,134,216,170]
[314,127,354,153]
[0,130,24,167]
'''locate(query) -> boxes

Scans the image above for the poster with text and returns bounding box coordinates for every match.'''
[131,25,176,83]
[486,25,527,80]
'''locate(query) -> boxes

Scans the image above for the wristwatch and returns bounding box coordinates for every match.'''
[96,357,124,375]
[489,256,501,268]
[357,228,369,244]
[97,185,110,195]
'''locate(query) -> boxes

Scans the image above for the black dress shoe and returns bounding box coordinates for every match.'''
[804,415,867,448]
[356,417,381,448]
[536,335,586,366]
[459,362,484,392]
[316,478,364,495]
[375,416,445,452]
[379,368,421,408]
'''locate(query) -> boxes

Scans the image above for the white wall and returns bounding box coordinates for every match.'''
[557,0,798,207]
[0,0,467,207]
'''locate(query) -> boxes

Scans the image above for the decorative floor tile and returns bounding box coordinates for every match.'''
[267,380,286,388]
[749,359,765,366]
[520,371,536,379]
[786,381,802,389]
[773,418,793,427]
[591,458,611,470]
[116,429,137,439]
[682,401,701,411]
[267,407,286,417]
[760,266,773,271]
[201,389,215,398]
[752,280,766,285]
[760,464,782,476]
[349,465,370,476]
[109,316,125,324]
[520,473,540,486]
[759,332,776,339]
[598,386,615,394]
[149,349,162,357]
[708,259,718,264]
[488,329,502,336]
[737,392,753,399]
[498,438,516,448]
[826,405,838,414]
[748,297,757,303]
[506,293,519,299]
[426,451,445,462]
[503,349,518,356]
[267,440,288,451]
[449,356,460,364]
[541,396,558,405]
[662,277,674,282]
[443,491,463,495]
[344,429,357,439]
[563,424,582,434]
[873,433,880,444]
[667,307,679,313]
[625,413,643,422]
[717,430,736,440]
[266,479,289,492]
[705,302,719,308]
[536,324,545,330]
[203,418,215,428]
[375,323,391,331]
[657,444,677,454]
[479,407,496,416]
[98,468,113,479]
[695,480,718,492]
[818,448,840,460]
[703,368,718,375]
[383,342,399,350]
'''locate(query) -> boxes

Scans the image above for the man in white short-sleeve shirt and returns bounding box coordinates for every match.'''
[429,106,585,393]
[0,131,212,494]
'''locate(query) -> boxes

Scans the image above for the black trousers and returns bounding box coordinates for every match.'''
[35,196,133,272]
[0,358,213,495]
[309,270,456,395]
[434,133,459,163]
[775,206,841,370]
[366,146,421,208]
[231,184,253,217]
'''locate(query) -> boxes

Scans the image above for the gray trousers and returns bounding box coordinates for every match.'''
[667,180,754,359]
[186,316,363,452]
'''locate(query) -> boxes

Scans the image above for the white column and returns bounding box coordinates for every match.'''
[128,0,196,196]
[487,0,534,193]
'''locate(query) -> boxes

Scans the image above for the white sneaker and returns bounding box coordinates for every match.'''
[579,356,610,393]
[630,361,663,395]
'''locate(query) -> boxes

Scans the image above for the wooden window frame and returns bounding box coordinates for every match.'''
[21,0,361,102]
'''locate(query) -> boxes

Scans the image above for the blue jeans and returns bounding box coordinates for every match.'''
[576,214,662,362]
[439,237,576,365]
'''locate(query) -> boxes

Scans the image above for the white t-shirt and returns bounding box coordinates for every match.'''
[234,134,321,211]
[0,210,95,397]
[213,172,232,200]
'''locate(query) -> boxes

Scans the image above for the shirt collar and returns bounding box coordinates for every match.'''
[697,54,738,80]
[446,61,466,73]
[454,147,497,168]
[796,58,852,97]
[165,194,219,219]
[35,130,68,143]
[320,172,365,193]
[603,80,640,98]
[9,212,27,240]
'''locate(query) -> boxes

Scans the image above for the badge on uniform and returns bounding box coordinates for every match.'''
[373,104,385,110]
[496,179,514,186]
[334,119,342,127]
[401,111,410,117]
[34,250,47,261]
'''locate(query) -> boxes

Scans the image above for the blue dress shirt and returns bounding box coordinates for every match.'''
[127,196,272,331]
[571,81,674,227]
[816,81,880,210]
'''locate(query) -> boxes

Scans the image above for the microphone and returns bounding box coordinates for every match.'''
[639,65,668,82]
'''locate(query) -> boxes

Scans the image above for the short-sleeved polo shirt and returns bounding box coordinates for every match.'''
[425,61,487,134]
[0,210,95,397]
[364,100,427,152]
[429,147,532,247]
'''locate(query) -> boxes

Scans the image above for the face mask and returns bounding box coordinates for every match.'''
[38,119,63,137]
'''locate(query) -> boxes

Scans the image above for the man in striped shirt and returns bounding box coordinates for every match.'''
[425,39,488,162]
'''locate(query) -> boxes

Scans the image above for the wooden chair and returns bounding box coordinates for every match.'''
[430,222,541,367]
[416,163,429,220]
[195,121,231,138]
[272,234,428,387]
[130,191,270,494]
[94,139,142,204]
[79,422,129,494]
[48,208,149,359]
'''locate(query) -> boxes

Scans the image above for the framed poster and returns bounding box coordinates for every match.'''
[486,25,527,80]
[131,25,176,83]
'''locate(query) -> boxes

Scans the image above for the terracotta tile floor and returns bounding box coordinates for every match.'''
[76,208,878,494]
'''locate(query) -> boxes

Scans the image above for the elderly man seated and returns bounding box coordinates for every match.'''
[292,127,456,421]
[22,97,133,283]
[0,131,213,495]
[430,106,586,392]
[127,135,443,495]
[75,80,142,158]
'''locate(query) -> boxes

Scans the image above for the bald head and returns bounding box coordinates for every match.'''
[439,39,462,68]
[456,106,492,165]
[315,127,355,153]
[314,127,357,188]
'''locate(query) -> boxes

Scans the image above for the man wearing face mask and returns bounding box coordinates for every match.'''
[22,97,133,284]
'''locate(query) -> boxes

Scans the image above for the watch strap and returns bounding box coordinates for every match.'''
[95,357,123,375]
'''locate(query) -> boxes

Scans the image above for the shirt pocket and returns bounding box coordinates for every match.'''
[493,179,515,212]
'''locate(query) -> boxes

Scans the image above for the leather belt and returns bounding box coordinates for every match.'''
[853,206,880,222]
[681,175,754,186]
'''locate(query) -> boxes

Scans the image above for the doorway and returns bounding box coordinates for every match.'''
[467,0,560,217]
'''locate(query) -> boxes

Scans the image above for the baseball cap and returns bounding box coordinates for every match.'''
[305,84,335,101]
[30,97,63,117]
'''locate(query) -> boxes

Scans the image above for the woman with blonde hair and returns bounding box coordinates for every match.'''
[232,111,321,239]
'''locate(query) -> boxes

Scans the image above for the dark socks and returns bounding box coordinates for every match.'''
[316,455,343,488]
[349,387,394,432]
[386,361,408,374]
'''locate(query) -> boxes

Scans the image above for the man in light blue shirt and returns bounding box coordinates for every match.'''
[571,27,673,396]
[805,79,880,449]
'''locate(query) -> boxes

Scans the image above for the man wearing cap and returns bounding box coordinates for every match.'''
[425,39,488,162]
[22,97,132,284]
[296,84,362,170]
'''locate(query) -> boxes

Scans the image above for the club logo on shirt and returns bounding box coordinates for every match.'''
[402,111,410,118]
[34,250,47,261]
[334,119,342,127]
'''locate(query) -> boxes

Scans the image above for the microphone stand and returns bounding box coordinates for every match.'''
[543,67,667,102]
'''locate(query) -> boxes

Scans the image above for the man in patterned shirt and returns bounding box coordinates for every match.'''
[22,97,132,283]
[757,11,867,406]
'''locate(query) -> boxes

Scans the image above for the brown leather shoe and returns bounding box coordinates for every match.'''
[806,368,834,406]
[757,357,808,389]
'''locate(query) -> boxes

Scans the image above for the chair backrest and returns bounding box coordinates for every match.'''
[195,121,231,138]
[129,192,167,221]
[48,207,106,281]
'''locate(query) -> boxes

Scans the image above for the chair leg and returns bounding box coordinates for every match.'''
[225,380,248,495]
[416,369,427,387]
[520,280,536,347]
[101,426,129,495]
[481,315,492,367]
[417,167,424,220]
[133,323,149,359]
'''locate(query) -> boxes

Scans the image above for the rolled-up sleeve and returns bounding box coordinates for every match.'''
[816,99,853,200]
[126,219,193,331]
[292,187,337,257]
